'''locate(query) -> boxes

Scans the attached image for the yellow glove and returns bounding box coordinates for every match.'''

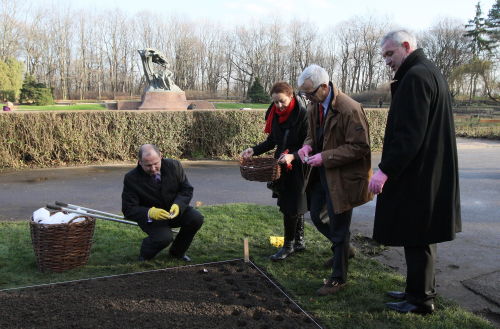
[168,204,180,219]
[148,207,170,220]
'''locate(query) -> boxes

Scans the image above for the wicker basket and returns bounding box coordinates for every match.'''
[29,216,96,272]
[239,157,281,182]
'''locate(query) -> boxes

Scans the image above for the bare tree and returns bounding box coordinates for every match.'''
[7,4,489,101]
[0,0,24,61]
[420,19,471,80]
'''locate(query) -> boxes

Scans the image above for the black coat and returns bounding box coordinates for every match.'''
[122,158,193,226]
[252,95,308,215]
[373,49,461,246]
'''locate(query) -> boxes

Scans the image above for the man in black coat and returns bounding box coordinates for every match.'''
[122,144,203,261]
[369,30,461,314]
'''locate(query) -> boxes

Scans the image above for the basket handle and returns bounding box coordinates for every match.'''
[68,215,88,224]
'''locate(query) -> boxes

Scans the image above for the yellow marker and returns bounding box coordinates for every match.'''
[269,236,284,248]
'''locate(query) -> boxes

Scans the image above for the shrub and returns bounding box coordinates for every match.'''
[19,76,55,106]
[0,90,16,102]
[0,109,388,169]
[351,85,391,107]
[247,78,269,103]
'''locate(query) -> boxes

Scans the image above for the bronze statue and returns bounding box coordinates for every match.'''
[138,48,182,92]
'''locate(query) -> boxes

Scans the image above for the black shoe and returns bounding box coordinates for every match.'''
[270,246,294,261]
[178,255,191,262]
[385,301,434,315]
[170,253,191,262]
[386,291,406,300]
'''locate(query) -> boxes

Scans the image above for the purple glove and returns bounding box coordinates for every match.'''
[298,145,312,163]
[368,169,388,194]
[306,153,323,167]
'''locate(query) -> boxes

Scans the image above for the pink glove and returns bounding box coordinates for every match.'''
[306,153,323,167]
[297,145,312,163]
[368,169,388,194]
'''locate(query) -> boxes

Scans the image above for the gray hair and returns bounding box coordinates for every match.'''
[380,29,417,49]
[138,144,161,160]
[297,64,329,89]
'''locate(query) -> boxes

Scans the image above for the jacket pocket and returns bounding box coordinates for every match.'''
[344,177,368,205]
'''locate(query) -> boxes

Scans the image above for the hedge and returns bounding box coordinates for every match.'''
[0,109,388,169]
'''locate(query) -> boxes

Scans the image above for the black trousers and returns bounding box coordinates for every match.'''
[309,168,352,283]
[404,244,437,306]
[138,206,204,260]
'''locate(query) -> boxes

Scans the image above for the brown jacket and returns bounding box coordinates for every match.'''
[304,83,373,214]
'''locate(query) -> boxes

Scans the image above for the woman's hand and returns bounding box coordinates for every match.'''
[278,153,294,165]
[240,148,254,158]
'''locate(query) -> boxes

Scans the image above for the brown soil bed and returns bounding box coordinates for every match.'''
[0,260,321,329]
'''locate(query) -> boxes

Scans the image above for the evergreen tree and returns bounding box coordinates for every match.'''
[463,2,499,102]
[465,2,495,57]
[19,75,55,105]
[247,77,269,103]
[485,0,500,46]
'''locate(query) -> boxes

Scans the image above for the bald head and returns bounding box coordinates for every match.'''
[138,144,162,176]
[138,144,161,161]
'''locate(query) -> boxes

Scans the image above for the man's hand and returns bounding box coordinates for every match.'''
[148,207,170,220]
[368,169,388,194]
[169,204,180,219]
[297,145,312,163]
[306,153,323,167]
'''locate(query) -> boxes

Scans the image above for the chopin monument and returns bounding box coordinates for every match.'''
[137,48,188,110]
[115,48,214,110]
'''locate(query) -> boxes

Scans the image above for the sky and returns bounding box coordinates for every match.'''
[29,0,495,32]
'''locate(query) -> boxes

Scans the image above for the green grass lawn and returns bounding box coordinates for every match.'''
[16,104,106,111]
[0,204,494,329]
[214,102,268,109]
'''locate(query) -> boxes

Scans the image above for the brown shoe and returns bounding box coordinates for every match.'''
[316,279,346,296]
[323,246,356,268]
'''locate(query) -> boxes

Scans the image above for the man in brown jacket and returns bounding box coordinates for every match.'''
[297,64,373,296]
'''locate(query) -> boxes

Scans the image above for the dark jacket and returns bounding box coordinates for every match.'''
[252,95,308,215]
[122,158,193,225]
[373,49,461,246]
[303,83,373,214]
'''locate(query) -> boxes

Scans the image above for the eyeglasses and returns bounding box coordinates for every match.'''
[299,84,323,98]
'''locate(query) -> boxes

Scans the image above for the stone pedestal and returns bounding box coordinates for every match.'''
[117,100,142,110]
[138,91,188,111]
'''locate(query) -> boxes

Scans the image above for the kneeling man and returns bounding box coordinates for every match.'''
[122,144,204,261]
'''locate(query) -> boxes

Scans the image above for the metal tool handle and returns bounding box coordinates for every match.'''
[47,205,138,226]
[55,201,125,219]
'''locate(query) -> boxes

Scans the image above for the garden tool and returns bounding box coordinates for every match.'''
[47,203,138,226]
[55,201,128,220]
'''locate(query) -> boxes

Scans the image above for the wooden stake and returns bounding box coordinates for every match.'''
[243,238,249,262]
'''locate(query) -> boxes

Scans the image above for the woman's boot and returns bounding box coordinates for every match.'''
[270,214,297,261]
[293,214,305,252]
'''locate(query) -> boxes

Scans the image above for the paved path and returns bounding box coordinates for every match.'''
[1,138,499,325]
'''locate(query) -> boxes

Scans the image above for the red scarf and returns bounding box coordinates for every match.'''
[264,97,296,134]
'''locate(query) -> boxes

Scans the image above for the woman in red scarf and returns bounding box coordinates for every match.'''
[241,81,308,261]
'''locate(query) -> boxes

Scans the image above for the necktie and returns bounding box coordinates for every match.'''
[153,173,161,184]
[319,103,324,126]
